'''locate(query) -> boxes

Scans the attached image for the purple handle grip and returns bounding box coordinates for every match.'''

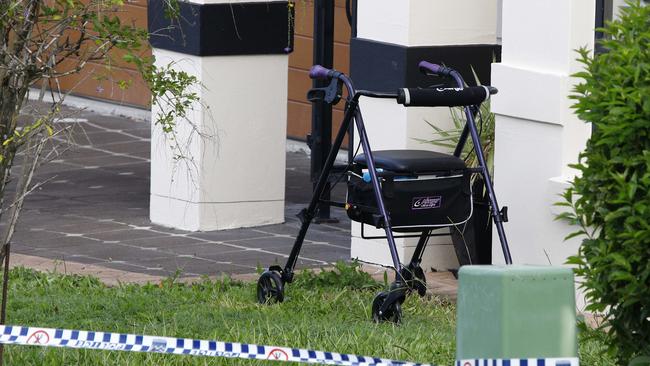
[418,61,444,75]
[309,65,332,80]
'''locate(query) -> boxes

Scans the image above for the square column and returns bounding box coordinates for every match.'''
[490,0,595,268]
[148,0,293,231]
[350,0,499,270]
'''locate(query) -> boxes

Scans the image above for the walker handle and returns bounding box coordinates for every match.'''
[309,65,335,80]
[397,86,495,107]
[418,61,454,77]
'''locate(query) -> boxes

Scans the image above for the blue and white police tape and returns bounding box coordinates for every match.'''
[456,359,579,366]
[0,325,432,366]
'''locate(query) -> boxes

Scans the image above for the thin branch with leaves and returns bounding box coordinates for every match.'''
[0,1,215,362]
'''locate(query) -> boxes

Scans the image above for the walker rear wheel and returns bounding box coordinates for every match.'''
[371,291,402,323]
[257,270,284,304]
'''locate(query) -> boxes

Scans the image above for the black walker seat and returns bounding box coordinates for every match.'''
[354,150,466,173]
[256,62,513,323]
[347,150,472,233]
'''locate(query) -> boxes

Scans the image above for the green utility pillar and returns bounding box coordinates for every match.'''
[456,265,579,360]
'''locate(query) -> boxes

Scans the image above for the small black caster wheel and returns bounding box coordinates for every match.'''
[412,266,427,297]
[371,291,402,324]
[257,270,284,304]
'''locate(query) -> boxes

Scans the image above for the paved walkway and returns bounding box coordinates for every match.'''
[11,104,348,277]
[8,102,458,298]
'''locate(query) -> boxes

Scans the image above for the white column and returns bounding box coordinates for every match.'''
[149,1,289,231]
[351,0,498,270]
[490,0,595,265]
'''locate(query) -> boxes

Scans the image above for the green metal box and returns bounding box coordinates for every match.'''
[456,265,578,360]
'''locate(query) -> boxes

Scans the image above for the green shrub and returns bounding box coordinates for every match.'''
[559,1,650,364]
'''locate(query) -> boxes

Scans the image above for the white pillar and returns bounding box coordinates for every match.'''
[351,0,498,270]
[149,0,290,231]
[490,0,595,265]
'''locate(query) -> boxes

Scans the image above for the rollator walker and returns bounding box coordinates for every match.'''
[257,61,513,322]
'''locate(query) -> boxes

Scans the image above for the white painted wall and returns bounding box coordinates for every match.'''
[357,0,498,46]
[351,0,498,271]
[490,0,595,276]
[150,49,288,231]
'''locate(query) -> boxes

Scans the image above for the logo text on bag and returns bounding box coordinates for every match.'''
[411,196,441,210]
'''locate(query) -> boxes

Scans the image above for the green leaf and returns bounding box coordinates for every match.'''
[564,230,587,241]
[609,271,635,282]
[565,255,585,266]
[629,356,650,366]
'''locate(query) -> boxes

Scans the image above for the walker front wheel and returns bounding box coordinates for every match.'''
[371,292,402,324]
[257,270,284,304]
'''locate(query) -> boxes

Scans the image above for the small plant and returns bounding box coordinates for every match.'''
[418,100,495,174]
[558,1,650,364]
[295,261,380,290]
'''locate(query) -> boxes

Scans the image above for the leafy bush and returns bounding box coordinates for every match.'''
[559,1,650,363]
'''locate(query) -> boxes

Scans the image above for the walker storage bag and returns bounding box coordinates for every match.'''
[345,150,472,232]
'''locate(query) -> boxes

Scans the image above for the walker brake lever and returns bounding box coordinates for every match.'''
[307,78,343,105]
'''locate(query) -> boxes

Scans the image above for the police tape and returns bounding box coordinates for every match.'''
[0,325,580,366]
[456,358,579,366]
[0,325,432,366]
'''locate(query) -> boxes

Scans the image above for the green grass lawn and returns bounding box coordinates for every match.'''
[0,263,614,365]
